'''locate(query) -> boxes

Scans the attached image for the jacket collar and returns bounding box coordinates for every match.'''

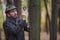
[6,17,17,24]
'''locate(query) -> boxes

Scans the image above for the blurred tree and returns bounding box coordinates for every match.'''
[59,10,60,33]
[28,0,41,40]
[0,0,3,40]
[6,0,13,5]
[58,7,60,34]
[50,0,59,40]
[58,0,60,34]
[14,0,21,17]
[43,0,51,34]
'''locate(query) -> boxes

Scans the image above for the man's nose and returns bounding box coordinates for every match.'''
[15,11,17,15]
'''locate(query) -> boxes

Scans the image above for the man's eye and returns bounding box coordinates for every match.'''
[11,11,14,12]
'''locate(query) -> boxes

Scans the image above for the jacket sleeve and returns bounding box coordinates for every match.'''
[22,20,29,32]
[18,19,29,32]
[3,21,20,34]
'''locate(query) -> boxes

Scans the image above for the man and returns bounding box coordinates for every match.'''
[3,4,29,40]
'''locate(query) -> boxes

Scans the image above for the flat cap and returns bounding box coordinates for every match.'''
[5,5,16,13]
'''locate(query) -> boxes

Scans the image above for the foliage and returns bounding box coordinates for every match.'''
[22,0,28,9]
[0,11,3,30]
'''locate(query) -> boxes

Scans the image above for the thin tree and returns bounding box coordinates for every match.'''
[58,0,60,34]
[43,0,51,34]
[50,0,59,40]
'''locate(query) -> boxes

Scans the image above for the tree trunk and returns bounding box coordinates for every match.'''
[6,0,13,5]
[43,0,51,34]
[14,0,21,17]
[58,4,60,34]
[28,0,41,40]
[50,0,59,40]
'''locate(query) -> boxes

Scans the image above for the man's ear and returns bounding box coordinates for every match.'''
[7,13,10,17]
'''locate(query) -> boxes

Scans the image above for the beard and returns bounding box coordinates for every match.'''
[11,15,18,19]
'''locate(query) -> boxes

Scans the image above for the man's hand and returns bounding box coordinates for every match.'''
[21,9,26,20]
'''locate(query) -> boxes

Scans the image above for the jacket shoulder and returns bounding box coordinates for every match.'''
[3,19,10,26]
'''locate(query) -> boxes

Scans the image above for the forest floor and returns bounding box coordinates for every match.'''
[1,30,60,40]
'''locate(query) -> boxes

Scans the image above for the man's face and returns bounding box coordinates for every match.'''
[7,9,18,19]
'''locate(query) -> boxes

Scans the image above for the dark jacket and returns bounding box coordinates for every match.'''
[3,17,29,40]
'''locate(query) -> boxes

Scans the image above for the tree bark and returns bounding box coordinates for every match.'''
[43,0,51,34]
[28,0,41,40]
[6,0,13,5]
[14,0,21,17]
[50,0,59,40]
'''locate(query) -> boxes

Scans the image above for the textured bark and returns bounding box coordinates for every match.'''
[28,0,41,40]
[50,0,59,40]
